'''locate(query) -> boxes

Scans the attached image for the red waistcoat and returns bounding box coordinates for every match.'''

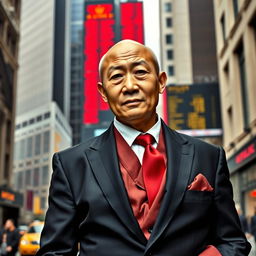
[114,128,167,239]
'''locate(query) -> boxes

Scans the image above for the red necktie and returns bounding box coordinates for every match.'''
[134,134,166,207]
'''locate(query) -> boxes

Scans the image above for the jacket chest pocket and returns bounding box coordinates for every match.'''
[183,190,214,203]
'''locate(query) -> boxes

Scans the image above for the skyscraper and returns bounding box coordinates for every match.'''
[16,0,71,118]
[14,0,72,222]
[160,0,218,85]
[70,0,84,145]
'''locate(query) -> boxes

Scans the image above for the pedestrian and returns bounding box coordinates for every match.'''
[236,204,250,235]
[0,219,20,256]
[36,40,251,256]
[250,207,256,242]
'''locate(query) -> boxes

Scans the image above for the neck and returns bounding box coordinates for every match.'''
[117,114,158,132]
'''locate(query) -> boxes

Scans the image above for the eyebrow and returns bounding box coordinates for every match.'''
[107,60,150,76]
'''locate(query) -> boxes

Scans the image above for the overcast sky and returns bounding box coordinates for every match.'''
[142,0,161,66]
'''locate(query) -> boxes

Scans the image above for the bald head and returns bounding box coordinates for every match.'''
[99,40,160,82]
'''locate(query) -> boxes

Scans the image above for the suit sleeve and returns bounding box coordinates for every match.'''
[212,147,251,256]
[36,153,79,256]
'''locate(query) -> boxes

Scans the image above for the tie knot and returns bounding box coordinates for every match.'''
[134,134,155,147]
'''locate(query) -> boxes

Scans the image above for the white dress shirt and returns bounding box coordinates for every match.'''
[113,116,161,164]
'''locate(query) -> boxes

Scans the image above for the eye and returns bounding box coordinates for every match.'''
[135,69,148,76]
[110,73,123,80]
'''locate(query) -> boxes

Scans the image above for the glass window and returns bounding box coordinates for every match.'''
[41,197,47,210]
[168,65,174,76]
[33,168,40,187]
[167,49,173,60]
[233,0,239,18]
[41,165,49,185]
[166,34,173,44]
[164,3,172,12]
[27,224,43,234]
[250,15,256,40]
[29,118,35,125]
[17,172,24,190]
[35,134,41,156]
[25,169,32,186]
[20,139,26,160]
[22,121,27,127]
[166,17,172,28]
[44,112,50,119]
[14,140,20,160]
[36,115,42,122]
[43,131,50,154]
[27,136,33,158]
[221,14,226,42]
[236,44,249,128]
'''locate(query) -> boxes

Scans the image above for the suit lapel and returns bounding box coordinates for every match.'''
[85,124,147,244]
[146,122,194,250]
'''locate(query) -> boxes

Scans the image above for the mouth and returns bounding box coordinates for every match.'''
[122,99,144,106]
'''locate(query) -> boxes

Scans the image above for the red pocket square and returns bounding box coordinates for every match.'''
[187,173,214,191]
[199,245,222,256]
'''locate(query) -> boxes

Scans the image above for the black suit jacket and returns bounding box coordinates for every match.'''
[37,122,251,256]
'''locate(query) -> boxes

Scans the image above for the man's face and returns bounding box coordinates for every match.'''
[4,220,12,230]
[98,41,166,131]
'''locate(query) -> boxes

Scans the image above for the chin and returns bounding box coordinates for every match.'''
[123,112,154,124]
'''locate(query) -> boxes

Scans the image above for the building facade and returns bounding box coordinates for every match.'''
[159,0,221,144]
[16,0,70,118]
[70,0,84,145]
[14,0,72,222]
[159,0,193,85]
[159,0,218,86]
[213,0,256,216]
[0,0,22,225]
[13,102,72,223]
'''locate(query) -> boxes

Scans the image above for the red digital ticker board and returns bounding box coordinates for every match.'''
[83,3,115,124]
[120,2,144,43]
[83,2,144,124]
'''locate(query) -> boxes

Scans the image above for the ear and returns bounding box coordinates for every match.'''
[158,72,167,94]
[97,82,108,102]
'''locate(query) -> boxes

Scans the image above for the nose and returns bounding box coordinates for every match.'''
[122,74,138,94]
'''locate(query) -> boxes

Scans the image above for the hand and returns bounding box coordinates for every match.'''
[245,232,252,239]
[6,246,12,252]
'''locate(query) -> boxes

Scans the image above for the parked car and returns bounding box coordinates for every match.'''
[18,225,28,236]
[19,220,44,256]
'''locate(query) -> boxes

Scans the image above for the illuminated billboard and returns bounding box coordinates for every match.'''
[167,83,222,137]
[83,2,115,124]
[228,137,256,173]
[120,2,144,43]
[83,1,144,125]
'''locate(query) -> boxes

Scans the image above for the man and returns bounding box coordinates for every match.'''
[0,219,20,256]
[37,40,251,256]
[236,204,249,235]
[250,207,256,241]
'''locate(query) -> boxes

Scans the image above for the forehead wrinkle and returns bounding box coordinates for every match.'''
[106,60,151,78]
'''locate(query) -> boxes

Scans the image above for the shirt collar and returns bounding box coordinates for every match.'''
[114,116,161,146]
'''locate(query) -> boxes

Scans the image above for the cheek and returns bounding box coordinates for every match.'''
[146,90,159,103]
[105,89,119,104]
